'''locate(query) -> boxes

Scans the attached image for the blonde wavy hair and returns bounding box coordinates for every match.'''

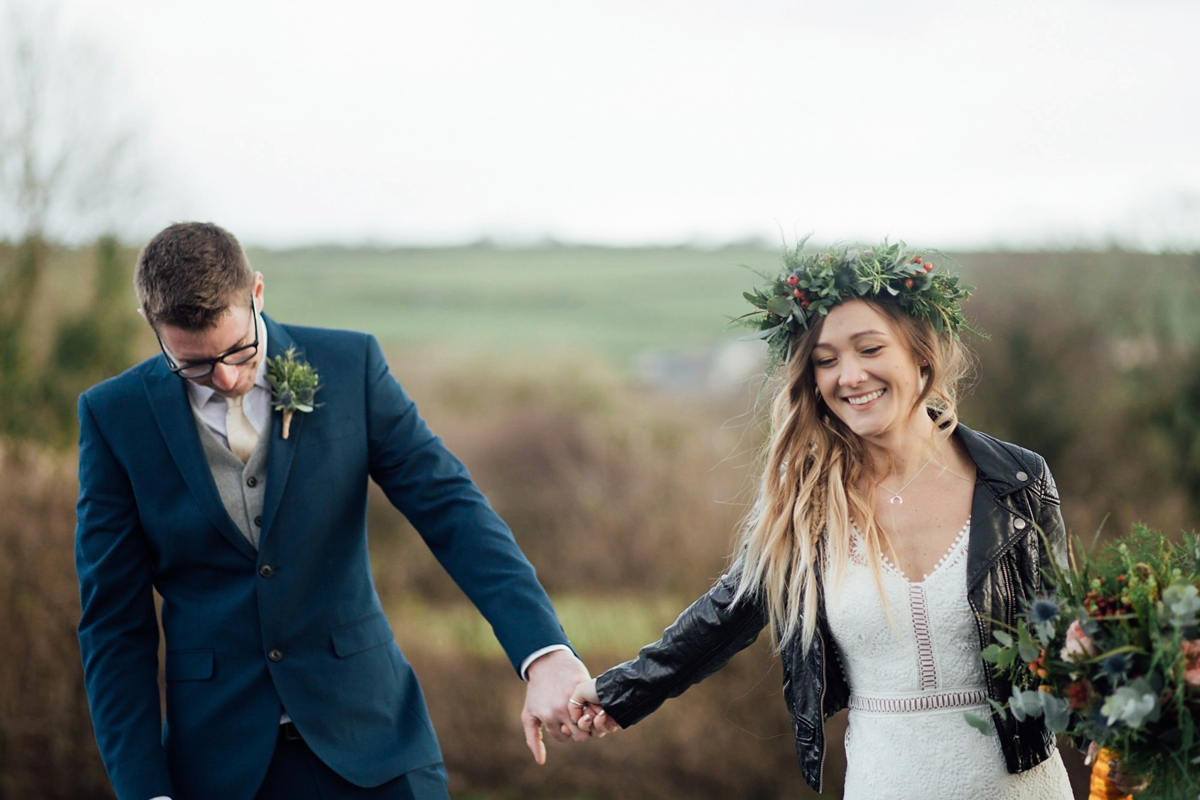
[732,297,972,652]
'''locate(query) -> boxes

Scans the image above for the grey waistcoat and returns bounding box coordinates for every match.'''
[195,414,270,549]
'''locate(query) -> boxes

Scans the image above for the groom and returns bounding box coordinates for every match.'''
[75,222,589,800]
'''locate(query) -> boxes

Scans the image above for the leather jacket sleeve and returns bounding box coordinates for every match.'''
[1035,461,1068,582]
[594,561,768,729]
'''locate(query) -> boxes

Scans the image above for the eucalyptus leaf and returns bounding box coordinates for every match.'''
[766,296,795,316]
[993,630,1014,647]
[964,712,993,734]
[988,698,1009,719]
[981,644,1003,663]
[1017,625,1041,663]
[1040,692,1070,733]
[1010,688,1045,722]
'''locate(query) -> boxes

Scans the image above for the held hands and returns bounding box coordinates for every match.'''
[520,651,623,765]
[521,650,595,765]
[569,678,622,736]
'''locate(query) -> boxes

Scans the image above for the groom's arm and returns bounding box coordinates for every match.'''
[362,335,570,666]
[361,337,597,759]
[76,394,175,800]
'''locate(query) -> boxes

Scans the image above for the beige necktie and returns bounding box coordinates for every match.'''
[224,394,258,463]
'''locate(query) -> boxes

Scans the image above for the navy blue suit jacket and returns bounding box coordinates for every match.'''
[76,317,569,800]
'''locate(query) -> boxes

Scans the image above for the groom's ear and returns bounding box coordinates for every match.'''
[137,307,148,323]
[252,272,265,313]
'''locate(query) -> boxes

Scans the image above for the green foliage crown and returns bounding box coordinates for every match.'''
[736,237,976,369]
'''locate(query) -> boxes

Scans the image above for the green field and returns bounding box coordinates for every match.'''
[251,243,782,364]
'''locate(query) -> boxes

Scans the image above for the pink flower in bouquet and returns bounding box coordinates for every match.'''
[1182,639,1200,688]
[1060,618,1099,662]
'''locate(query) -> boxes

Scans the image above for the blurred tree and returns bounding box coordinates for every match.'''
[1151,350,1200,524]
[0,1,146,445]
[38,237,139,445]
[0,238,43,435]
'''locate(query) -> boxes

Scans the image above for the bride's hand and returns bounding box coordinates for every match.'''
[569,678,621,736]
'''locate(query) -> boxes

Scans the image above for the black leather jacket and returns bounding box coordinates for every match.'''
[595,423,1068,793]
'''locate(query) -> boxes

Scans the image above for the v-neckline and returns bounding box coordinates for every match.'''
[870,517,972,585]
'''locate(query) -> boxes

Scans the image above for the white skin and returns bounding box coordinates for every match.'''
[571,298,978,733]
[148,272,595,761]
[811,299,976,580]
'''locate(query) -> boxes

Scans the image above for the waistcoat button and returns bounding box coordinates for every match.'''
[1014,518,1027,530]
[1015,471,1028,482]
[247,476,258,488]
[254,515,263,527]
[259,564,274,578]
[268,648,283,662]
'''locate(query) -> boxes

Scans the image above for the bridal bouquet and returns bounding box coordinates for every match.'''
[966,525,1200,798]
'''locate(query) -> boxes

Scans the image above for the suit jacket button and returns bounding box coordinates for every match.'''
[259,564,274,578]
[254,515,263,527]
[268,648,283,662]
[247,476,258,488]
[1014,518,1027,530]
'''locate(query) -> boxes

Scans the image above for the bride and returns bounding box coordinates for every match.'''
[570,242,1076,798]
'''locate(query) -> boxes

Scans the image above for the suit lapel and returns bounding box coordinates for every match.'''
[143,357,259,561]
[259,316,305,548]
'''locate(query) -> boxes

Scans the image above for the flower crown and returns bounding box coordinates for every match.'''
[736,237,976,369]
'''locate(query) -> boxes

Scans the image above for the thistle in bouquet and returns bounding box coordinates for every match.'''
[266,347,322,439]
[965,525,1200,799]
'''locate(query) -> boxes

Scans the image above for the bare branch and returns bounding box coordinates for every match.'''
[0,0,149,242]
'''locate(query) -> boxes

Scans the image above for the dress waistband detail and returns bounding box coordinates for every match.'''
[849,689,987,714]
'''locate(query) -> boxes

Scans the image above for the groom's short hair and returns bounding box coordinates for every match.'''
[136,222,254,330]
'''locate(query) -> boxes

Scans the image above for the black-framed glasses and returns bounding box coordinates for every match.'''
[157,294,259,379]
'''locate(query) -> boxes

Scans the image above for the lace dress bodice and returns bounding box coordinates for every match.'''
[823,521,1074,799]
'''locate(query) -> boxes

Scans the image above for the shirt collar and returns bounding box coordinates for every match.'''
[184,312,271,408]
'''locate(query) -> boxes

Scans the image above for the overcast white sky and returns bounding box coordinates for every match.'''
[39,0,1200,248]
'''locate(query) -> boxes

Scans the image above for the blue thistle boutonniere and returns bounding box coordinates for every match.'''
[265,347,321,439]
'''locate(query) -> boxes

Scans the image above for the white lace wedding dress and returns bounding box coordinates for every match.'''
[824,520,1075,799]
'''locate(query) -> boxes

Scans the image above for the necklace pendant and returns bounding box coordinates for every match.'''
[890,495,903,505]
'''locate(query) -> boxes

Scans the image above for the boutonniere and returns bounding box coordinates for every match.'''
[266,347,322,439]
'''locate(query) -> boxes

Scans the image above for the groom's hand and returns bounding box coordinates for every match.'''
[521,649,591,764]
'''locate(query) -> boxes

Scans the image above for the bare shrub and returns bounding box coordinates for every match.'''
[0,440,112,799]
[411,644,823,800]
[368,350,761,600]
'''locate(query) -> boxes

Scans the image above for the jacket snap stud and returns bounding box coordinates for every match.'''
[1015,471,1028,482]
[1014,518,1027,530]
[268,648,283,662]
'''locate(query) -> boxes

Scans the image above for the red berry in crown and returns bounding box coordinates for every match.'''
[923,262,933,272]
[786,274,799,286]
[904,278,914,289]
[794,288,802,298]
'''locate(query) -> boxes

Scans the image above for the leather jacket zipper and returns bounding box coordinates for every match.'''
[816,624,828,792]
